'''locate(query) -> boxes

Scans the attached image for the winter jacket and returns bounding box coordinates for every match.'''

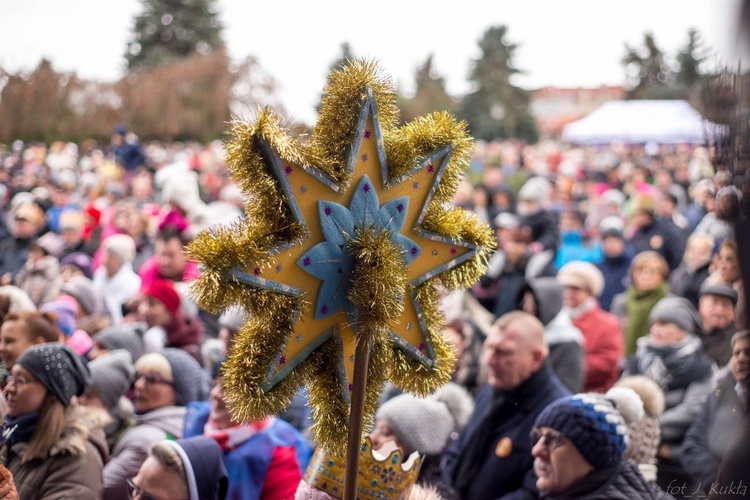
[540,460,675,499]
[93,263,141,324]
[597,250,633,312]
[624,335,715,447]
[442,364,570,500]
[668,261,711,309]
[628,218,686,271]
[681,370,748,492]
[570,300,623,393]
[15,255,61,307]
[519,209,559,253]
[519,277,585,393]
[183,402,313,500]
[2,405,109,500]
[0,235,34,280]
[554,230,603,270]
[103,405,186,500]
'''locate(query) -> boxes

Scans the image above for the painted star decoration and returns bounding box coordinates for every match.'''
[189,61,492,452]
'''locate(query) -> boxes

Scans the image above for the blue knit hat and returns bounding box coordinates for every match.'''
[533,392,639,470]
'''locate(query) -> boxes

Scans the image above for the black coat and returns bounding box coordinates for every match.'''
[442,364,570,500]
[541,460,675,500]
[628,218,686,271]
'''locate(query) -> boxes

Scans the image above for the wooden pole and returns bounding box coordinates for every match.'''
[343,332,372,500]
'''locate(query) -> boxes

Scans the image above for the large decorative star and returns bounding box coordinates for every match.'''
[189,61,494,453]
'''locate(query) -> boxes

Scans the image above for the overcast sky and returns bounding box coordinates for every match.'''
[1,0,746,125]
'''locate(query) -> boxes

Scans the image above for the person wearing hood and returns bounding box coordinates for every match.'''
[2,343,109,500]
[103,348,207,500]
[78,349,136,454]
[623,296,715,492]
[557,261,623,393]
[129,437,228,500]
[530,389,673,499]
[596,221,634,312]
[517,277,585,393]
[681,330,750,495]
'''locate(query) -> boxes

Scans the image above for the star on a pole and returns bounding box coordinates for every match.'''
[188,60,494,454]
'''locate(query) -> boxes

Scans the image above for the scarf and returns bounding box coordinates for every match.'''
[624,283,668,356]
[203,417,272,451]
[3,412,39,447]
[635,335,713,390]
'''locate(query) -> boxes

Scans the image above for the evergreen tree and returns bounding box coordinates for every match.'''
[398,54,456,123]
[125,0,224,71]
[458,26,537,142]
[622,32,678,99]
[675,29,707,92]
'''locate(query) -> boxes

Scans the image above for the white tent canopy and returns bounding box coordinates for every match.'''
[562,99,714,145]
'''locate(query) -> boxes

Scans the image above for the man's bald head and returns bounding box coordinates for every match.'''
[484,311,548,390]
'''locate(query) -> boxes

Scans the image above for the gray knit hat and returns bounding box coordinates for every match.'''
[162,348,206,406]
[649,297,700,333]
[375,383,474,455]
[61,276,101,315]
[94,324,145,363]
[88,349,134,410]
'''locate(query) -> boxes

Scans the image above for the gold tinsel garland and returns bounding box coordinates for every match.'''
[188,59,495,454]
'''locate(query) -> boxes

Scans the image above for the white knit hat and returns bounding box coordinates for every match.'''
[557,261,605,298]
[103,234,136,263]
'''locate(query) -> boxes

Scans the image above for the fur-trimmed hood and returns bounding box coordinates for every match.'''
[615,375,666,418]
[50,404,111,460]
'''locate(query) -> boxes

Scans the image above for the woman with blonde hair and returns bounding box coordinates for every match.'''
[611,251,671,356]
[1,343,109,499]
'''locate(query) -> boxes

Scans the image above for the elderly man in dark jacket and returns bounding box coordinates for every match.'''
[682,330,749,494]
[442,311,570,500]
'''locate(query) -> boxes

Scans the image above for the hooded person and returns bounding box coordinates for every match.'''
[530,388,672,499]
[517,277,585,393]
[78,349,137,453]
[2,343,110,500]
[129,437,228,500]
[103,348,208,500]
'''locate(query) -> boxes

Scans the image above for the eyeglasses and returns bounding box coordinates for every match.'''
[530,427,565,453]
[126,478,157,500]
[126,478,186,500]
[5,374,38,388]
[134,372,175,386]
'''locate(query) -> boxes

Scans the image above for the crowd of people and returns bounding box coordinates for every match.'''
[0,128,747,499]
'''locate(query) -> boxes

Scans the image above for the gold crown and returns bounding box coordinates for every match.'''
[303,436,423,499]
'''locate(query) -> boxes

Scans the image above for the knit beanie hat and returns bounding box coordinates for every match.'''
[557,261,605,297]
[615,376,665,472]
[533,388,644,470]
[143,279,180,316]
[649,297,700,333]
[17,343,91,406]
[375,382,474,455]
[88,349,134,410]
[218,307,246,333]
[162,348,205,406]
[103,234,136,264]
[40,296,78,337]
[61,276,100,315]
[94,323,145,363]
[60,252,93,279]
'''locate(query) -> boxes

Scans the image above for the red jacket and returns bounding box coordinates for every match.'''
[571,304,623,393]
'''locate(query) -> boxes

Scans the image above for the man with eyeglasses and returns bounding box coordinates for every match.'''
[442,311,570,500]
[530,389,674,499]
